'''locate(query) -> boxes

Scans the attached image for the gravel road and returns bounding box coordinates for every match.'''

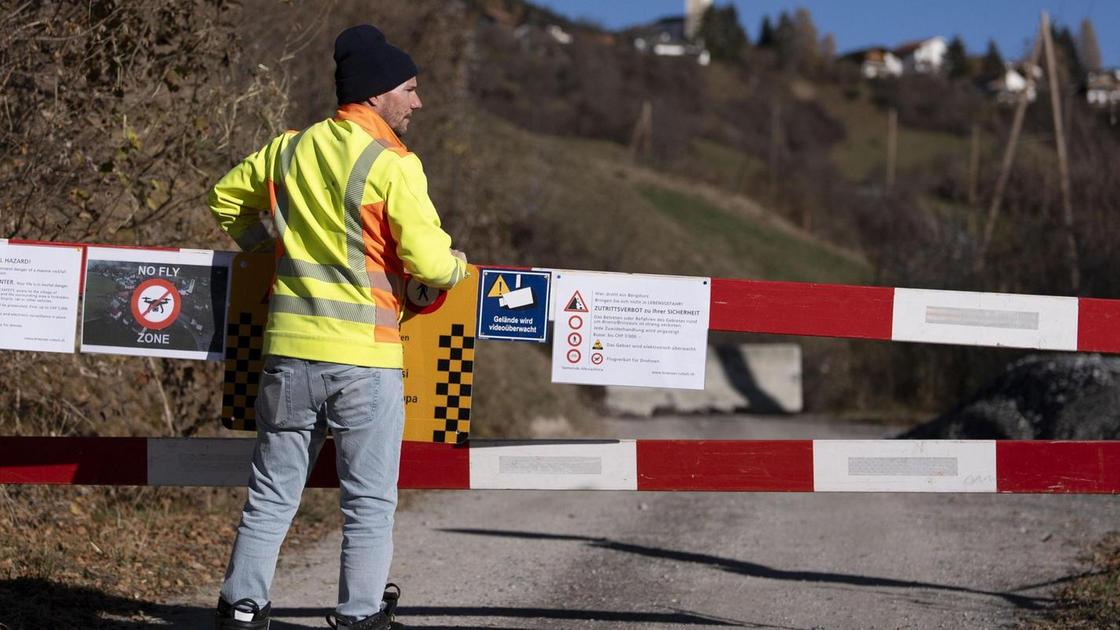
[167,415,1118,629]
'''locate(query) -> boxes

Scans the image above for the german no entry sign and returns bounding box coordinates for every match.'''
[81,248,231,360]
[476,269,551,342]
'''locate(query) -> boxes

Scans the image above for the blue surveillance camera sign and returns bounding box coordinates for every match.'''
[476,269,551,342]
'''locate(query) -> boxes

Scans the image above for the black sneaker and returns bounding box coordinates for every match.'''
[215,597,271,630]
[325,583,404,630]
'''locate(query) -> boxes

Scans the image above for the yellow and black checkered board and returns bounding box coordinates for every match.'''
[430,323,474,444]
[221,312,266,430]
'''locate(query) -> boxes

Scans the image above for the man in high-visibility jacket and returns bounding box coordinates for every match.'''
[209,24,467,630]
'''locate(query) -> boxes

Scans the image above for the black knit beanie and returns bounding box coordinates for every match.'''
[334,25,418,106]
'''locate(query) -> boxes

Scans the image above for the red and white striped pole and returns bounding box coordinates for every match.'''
[2,437,1117,493]
[709,278,1120,352]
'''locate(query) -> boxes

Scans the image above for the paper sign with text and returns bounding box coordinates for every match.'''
[81,248,231,360]
[0,240,82,353]
[550,271,711,390]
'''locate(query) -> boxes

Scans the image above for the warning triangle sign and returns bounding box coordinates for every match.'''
[564,290,589,313]
[592,340,603,350]
[487,275,511,298]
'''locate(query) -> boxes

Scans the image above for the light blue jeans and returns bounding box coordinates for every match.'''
[220,355,405,618]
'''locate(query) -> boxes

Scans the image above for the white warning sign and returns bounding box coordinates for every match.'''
[0,240,82,353]
[550,271,711,390]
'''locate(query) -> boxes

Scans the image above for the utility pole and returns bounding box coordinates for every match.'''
[967,123,980,206]
[1040,11,1081,293]
[769,97,782,206]
[629,100,653,162]
[975,25,1042,273]
[886,108,898,190]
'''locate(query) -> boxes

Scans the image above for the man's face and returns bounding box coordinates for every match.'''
[369,77,422,135]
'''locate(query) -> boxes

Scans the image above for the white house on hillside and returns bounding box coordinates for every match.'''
[1087,69,1120,107]
[989,63,1041,105]
[893,37,948,74]
[845,47,904,79]
[631,9,711,66]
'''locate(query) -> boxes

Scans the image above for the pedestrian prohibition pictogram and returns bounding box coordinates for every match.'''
[405,276,447,314]
[130,278,181,330]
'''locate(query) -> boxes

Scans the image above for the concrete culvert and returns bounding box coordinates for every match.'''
[902,354,1120,440]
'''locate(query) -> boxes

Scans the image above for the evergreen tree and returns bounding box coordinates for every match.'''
[774,11,796,69]
[697,4,748,61]
[758,15,774,48]
[946,35,969,80]
[1078,18,1102,72]
[1052,24,1084,83]
[979,40,1004,84]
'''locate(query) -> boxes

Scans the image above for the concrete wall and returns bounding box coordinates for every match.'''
[605,343,802,416]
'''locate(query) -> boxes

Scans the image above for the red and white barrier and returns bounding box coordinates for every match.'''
[709,279,1120,352]
[6,245,1120,493]
[2,437,1118,493]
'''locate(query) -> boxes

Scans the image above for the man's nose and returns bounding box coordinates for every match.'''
[412,94,423,110]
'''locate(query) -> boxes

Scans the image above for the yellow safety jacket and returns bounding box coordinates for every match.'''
[209,105,467,368]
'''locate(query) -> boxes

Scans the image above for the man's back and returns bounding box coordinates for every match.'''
[210,104,466,369]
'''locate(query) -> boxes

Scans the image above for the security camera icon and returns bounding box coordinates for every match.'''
[498,287,534,309]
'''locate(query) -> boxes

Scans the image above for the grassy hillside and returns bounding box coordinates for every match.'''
[469,115,868,278]
[635,183,868,283]
[817,84,973,184]
[466,112,871,432]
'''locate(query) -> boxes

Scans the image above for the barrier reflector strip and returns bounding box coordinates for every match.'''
[0,437,147,485]
[813,440,997,492]
[636,440,813,491]
[709,279,894,340]
[4,438,1120,493]
[892,289,1078,350]
[148,438,253,487]
[996,441,1120,494]
[468,440,637,490]
[1077,298,1120,352]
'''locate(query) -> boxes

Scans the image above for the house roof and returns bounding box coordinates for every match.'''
[631,15,687,42]
[840,46,891,61]
[892,38,940,56]
[1088,71,1120,89]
